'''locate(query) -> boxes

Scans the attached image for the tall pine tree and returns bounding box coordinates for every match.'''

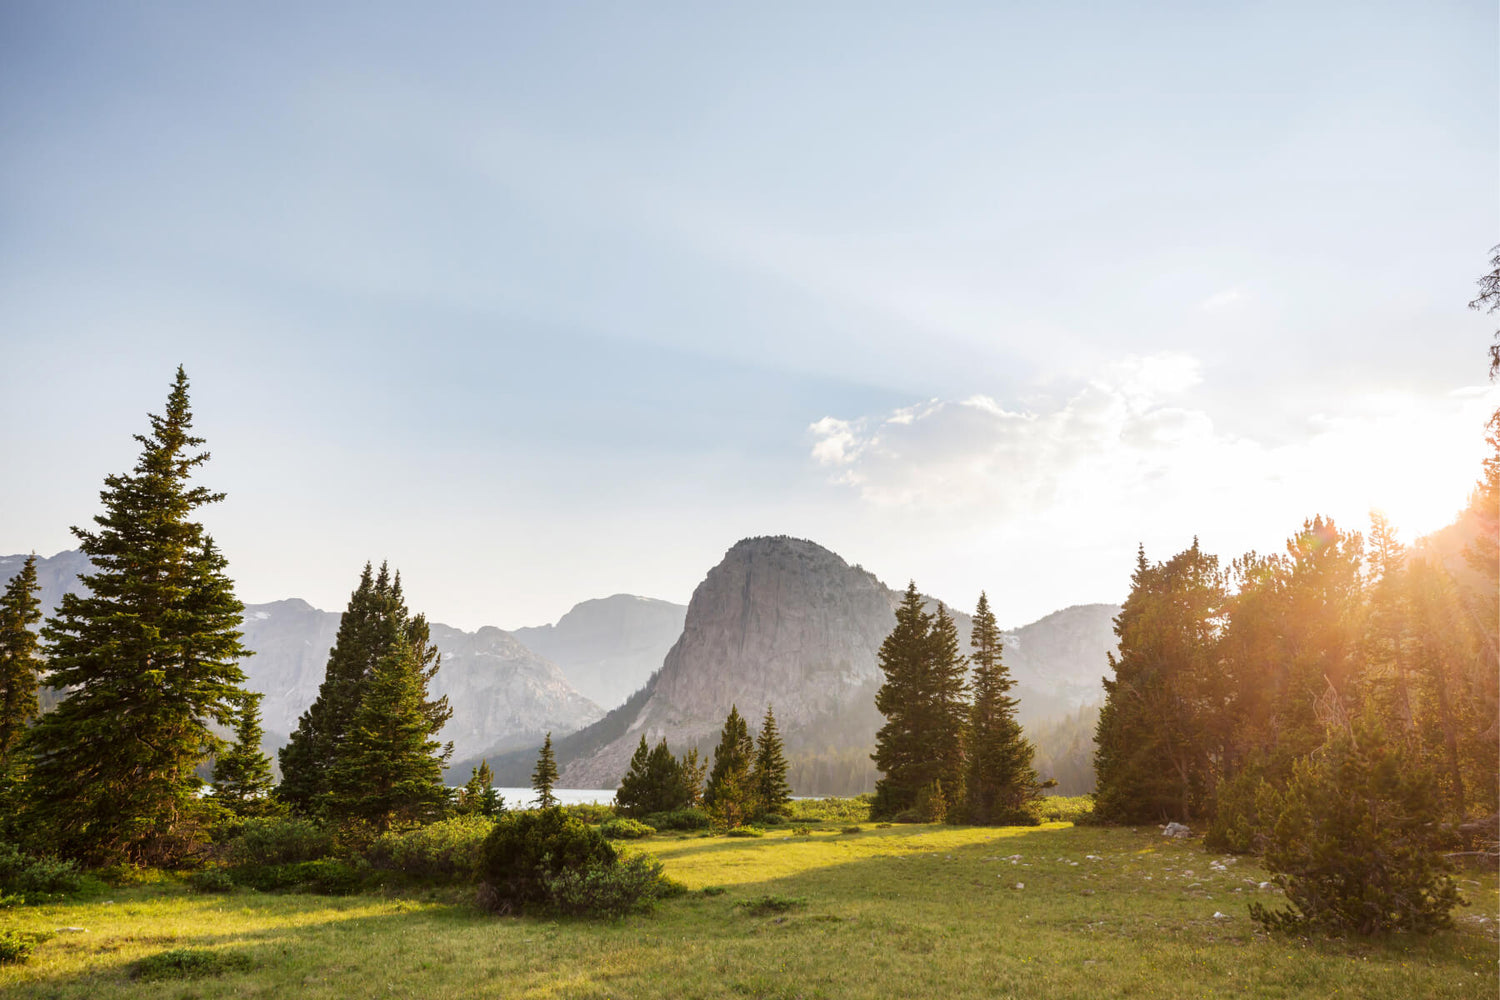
[965,593,1041,825]
[752,706,792,814]
[26,368,251,863]
[872,583,933,819]
[328,640,453,829]
[0,554,43,767]
[704,705,756,826]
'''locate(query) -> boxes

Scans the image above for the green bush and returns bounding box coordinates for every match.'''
[0,841,84,902]
[758,813,787,826]
[132,948,252,981]
[478,809,617,912]
[1204,771,1280,854]
[225,817,333,867]
[229,859,363,895]
[785,796,873,825]
[641,807,711,831]
[1036,795,1095,825]
[736,895,806,916]
[1249,728,1462,936]
[186,866,235,893]
[367,815,493,884]
[544,853,670,917]
[560,803,615,824]
[599,818,656,840]
[725,827,763,838]
[840,826,862,835]
[0,929,36,965]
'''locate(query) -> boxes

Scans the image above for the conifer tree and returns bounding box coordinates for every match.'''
[704,705,756,824]
[0,554,43,767]
[872,583,933,818]
[532,732,559,809]
[925,603,970,815]
[965,593,1042,825]
[614,736,655,817]
[211,692,275,814]
[752,706,792,814]
[676,746,706,808]
[25,368,251,863]
[457,759,502,816]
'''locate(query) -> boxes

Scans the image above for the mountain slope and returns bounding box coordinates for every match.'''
[512,595,686,710]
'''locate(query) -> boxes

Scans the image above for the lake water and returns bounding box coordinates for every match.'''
[488,787,615,807]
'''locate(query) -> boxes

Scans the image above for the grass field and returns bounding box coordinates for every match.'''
[1,821,1495,999]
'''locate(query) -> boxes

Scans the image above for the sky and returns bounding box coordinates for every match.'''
[1,2,1496,632]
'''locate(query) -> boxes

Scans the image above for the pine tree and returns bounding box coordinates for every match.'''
[278,562,447,815]
[872,583,933,818]
[328,640,453,830]
[0,554,43,767]
[614,736,655,817]
[925,603,970,817]
[676,746,706,807]
[752,706,792,814]
[25,368,251,863]
[965,593,1042,825]
[211,692,275,814]
[532,732,559,809]
[457,759,502,817]
[704,705,756,825]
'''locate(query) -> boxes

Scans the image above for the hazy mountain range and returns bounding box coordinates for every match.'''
[1,539,1121,793]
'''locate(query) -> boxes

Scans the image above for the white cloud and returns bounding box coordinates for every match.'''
[809,354,1498,557]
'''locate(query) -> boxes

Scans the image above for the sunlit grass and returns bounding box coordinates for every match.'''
[1,823,1494,999]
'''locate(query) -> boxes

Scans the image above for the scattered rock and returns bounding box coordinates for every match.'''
[1213,912,1230,920]
[55,927,87,933]
[1080,889,1095,896]
[1162,822,1191,839]
[1013,883,1025,890]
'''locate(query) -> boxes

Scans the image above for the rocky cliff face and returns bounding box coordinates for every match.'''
[513,595,686,710]
[557,535,1120,787]
[2,551,603,763]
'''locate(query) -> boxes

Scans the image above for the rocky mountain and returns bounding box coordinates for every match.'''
[1,551,604,763]
[463,536,1120,791]
[512,595,687,710]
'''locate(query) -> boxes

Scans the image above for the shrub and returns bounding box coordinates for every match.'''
[0,841,83,902]
[643,808,712,831]
[186,866,235,893]
[225,817,333,867]
[1249,727,1462,936]
[1204,770,1280,855]
[0,929,36,965]
[914,780,948,823]
[840,826,862,835]
[786,795,873,825]
[792,826,812,836]
[725,827,763,838]
[758,813,787,826]
[1036,795,1095,825]
[367,815,493,884]
[544,853,670,917]
[599,818,656,840]
[132,948,252,981]
[229,859,363,895]
[478,809,617,912]
[560,803,615,824]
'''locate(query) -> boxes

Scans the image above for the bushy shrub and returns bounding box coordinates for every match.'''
[229,859,363,895]
[0,841,84,902]
[560,803,615,824]
[758,813,787,826]
[1204,770,1280,854]
[914,781,948,823]
[1036,795,1095,825]
[840,826,862,835]
[132,948,252,981]
[544,853,669,917]
[642,808,711,831]
[225,817,333,867]
[367,815,492,884]
[599,818,655,840]
[785,795,873,825]
[186,866,235,894]
[725,827,763,838]
[0,929,37,965]
[478,809,617,911]
[1249,728,1462,936]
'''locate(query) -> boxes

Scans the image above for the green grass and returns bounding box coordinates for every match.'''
[0,823,1494,999]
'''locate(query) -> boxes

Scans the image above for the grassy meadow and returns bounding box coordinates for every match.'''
[1,815,1495,999]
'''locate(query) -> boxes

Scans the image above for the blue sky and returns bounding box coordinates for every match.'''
[1,2,1495,630]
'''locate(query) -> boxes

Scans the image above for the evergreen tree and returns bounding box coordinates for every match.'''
[752,706,792,814]
[278,562,446,815]
[614,736,655,817]
[532,732,559,809]
[925,603,970,816]
[617,736,696,816]
[703,705,756,824]
[872,583,933,818]
[676,746,706,808]
[0,554,43,767]
[328,640,453,830]
[1093,541,1227,824]
[211,692,275,814]
[965,593,1042,825]
[457,759,502,817]
[25,369,251,863]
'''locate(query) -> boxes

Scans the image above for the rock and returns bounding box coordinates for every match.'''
[1213,912,1229,920]
[55,927,87,933]
[1163,822,1191,838]
[1013,883,1025,890]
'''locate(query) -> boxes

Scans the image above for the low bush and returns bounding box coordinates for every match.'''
[0,841,84,902]
[599,818,655,840]
[726,827,763,838]
[560,803,615,824]
[544,853,670,917]
[229,859,363,895]
[367,815,492,884]
[186,866,235,893]
[642,808,711,831]
[1037,795,1095,825]
[785,796,873,825]
[132,948,252,981]
[0,929,39,965]
[840,826,862,835]
[478,809,617,912]
[225,817,334,867]
[792,826,812,836]
[1204,771,1279,854]
[758,813,787,826]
